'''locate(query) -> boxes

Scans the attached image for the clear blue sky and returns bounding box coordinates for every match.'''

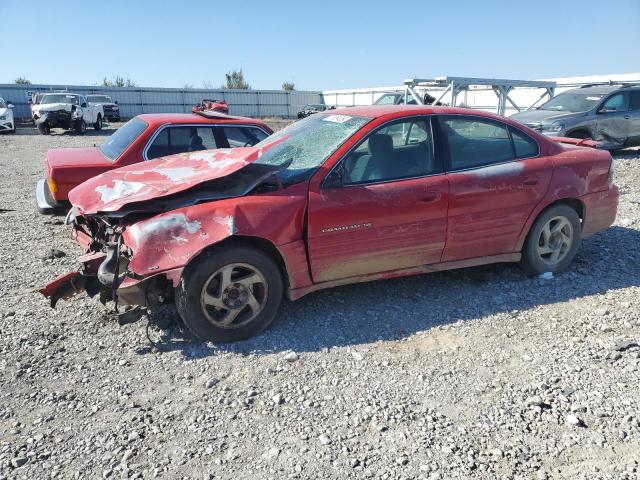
[3,0,639,90]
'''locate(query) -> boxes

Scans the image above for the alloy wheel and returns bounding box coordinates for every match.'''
[199,263,268,329]
[536,215,573,266]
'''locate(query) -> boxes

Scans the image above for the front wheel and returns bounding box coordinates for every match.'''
[38,123,50,135]
[176,245,283,342]
[75,119,86,134]
[94,115,102,131]
[521,205,582,275]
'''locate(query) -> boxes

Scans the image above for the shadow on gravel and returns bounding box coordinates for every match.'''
[141,226,640,358]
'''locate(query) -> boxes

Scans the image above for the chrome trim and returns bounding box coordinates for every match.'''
[142,123,271,161]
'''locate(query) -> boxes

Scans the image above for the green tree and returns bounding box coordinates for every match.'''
[223,69,250,89]
[282,81,295,91]
[102,76,137,87]
[14,77,31,84]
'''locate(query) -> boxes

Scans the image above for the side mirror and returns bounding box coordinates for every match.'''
[115,100,118,104]
[81,102,87,108]
[7,103,14,109]
[323,164,345,188]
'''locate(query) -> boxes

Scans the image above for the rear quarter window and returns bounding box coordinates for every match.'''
[510,127,539,158]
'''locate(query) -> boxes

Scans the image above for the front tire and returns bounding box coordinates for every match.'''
[38,123,50,135]
[75,119,86,134]
[94,115,102,131]
[521,205,582,275]
[176,245,283,342]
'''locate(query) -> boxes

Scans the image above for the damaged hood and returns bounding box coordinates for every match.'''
[68,146,272,215]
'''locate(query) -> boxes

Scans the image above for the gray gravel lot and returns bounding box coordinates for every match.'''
[0,125,639,480]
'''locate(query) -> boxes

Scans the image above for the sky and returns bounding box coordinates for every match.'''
[2,0,639,91]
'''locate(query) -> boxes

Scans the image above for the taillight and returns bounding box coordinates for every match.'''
[47,177,58,194]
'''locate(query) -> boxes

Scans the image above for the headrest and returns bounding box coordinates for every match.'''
[368,134,393,157]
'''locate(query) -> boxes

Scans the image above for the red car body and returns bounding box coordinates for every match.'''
[41,106,618,339]
[35,112,272,211]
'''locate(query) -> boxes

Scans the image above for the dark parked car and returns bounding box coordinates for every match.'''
[511,84,640,150]
[297,104,331,118]
[87,95,120,122]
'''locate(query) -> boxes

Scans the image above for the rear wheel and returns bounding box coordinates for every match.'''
[521,205,582,275]
[94,115,102,131]
[176,245,283,342]
[567,130,590,139]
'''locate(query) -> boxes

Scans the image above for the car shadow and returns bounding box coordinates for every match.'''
[137,226,640,358]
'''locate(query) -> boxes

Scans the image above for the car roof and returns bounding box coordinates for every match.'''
[136,112,270,130]
[563,85,621,95]
[330,105,512,122]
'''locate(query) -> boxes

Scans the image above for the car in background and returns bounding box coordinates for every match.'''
[32,93,104,135]
[511,84,640,150]
[87,94,120,122]
[297,104,331,118]
[40,106,618,343]
[192,99,229,114]
[0,97,15,133]
[36,112,272,212]
[374,92,443,106]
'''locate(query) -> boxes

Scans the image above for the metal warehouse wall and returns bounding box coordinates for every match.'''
[0,84,324,120]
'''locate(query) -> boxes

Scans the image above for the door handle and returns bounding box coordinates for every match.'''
[624,115,631,119]
[523,177,539,186]
[419,191,440,203]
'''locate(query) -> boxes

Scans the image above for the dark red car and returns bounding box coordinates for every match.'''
[41,106,618,342]
[36,112,272,212]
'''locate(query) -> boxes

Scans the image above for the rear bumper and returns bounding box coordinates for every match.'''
[581,185,619,237]
[36,179,63,213]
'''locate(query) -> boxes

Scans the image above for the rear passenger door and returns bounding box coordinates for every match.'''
[437,115,552,262]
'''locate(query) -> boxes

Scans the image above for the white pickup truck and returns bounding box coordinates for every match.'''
[32,93,104,135]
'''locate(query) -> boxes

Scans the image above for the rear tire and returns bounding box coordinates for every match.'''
[176,245,283,342]
[94,115,102,131]
[520,205,582,275]
[567,130,590,139]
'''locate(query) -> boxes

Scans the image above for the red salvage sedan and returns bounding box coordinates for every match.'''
[35,112,272,212]
[41,106,618,342]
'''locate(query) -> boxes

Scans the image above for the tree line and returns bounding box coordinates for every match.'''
[14,70,296,91]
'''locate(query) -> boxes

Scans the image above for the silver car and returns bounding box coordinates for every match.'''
[511,84,640,150]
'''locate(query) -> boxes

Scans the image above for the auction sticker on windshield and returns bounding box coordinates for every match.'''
[322,114,352,124]
[586,96,602,101]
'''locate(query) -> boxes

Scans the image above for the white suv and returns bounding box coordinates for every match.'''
[32,93,104,135]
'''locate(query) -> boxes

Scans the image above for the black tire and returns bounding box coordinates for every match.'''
[176,244,283,342]
[75,119,86,134]
[520,204,582,275]
[94,115,102,131]
[38,123,50,135]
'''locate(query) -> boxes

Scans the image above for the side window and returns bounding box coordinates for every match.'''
[342,118,437,184]
[601,93,629,112]
[629,91,640,111]
[146,126,217,160]
[509,127,539,158]
[441,117,513,170]
[222,126,268,147]
[147,129,170,159]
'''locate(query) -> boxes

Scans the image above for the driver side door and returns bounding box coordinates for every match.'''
[596,92,630,146]
[307,117,449,283]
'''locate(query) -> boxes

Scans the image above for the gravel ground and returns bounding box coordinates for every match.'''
[0,125,639,480]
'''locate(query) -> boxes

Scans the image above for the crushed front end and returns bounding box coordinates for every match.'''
[39,210,175,310]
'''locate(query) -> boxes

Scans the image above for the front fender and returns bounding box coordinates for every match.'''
[121,188,308,281]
